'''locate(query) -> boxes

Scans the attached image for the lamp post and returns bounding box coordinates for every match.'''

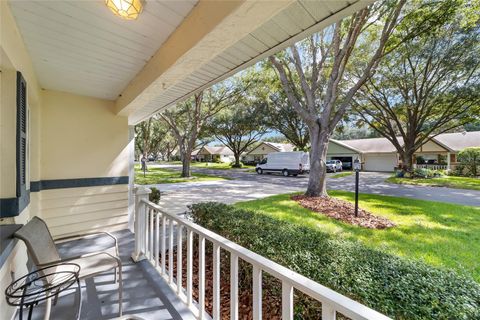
[353,158,361,217]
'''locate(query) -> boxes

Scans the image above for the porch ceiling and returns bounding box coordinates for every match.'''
[119,0,374,125]
[9,0,373,125]
[8,0,198,100]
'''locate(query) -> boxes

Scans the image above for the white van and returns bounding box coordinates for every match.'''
[256,151,310,176]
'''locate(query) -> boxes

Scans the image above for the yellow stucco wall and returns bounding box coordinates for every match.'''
[1,3,42,318]
[40,90,129,179]
[1,0,42,199]
[1,3,131,317]
[38,90,130,237]
[0,49,17,199]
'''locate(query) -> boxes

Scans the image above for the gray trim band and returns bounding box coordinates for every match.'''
[30,176,129,191]
[0,191,30,218]
[1,177,128,217]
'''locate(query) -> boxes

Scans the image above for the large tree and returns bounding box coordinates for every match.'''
[134,116,169,161]
[160,82,244,177]
[354,0,480,173]
[269,0,407,197]
[208,102,269,167]
[157,133,178,161]
[259,69,310,150]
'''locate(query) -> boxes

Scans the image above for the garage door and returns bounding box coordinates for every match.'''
[364,154,397,172]
[331,156,353,170]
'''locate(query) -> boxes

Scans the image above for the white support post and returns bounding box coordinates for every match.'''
[149,208,154,260]
[177,225,183,295]
[186,229,193,307]
[169,219,174,284]
[252,266,262,320]
[212,243,220,319]
[230,253,238,320]
[199,235,206,319]
[127,126,135,231]
[131,186,151,262]
[322,304,336,320]
[155,213,160,268]
[281,281,293,320]
[447,152,451,171]
[161,215,166,275]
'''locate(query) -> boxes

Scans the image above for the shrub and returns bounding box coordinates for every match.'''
[149,187,161,204]
[413,168,433,178]
[395,169,405,177]
[416,156,426,164]
[412,168,444,179]
[458,147,480,176]
[188,202,480,320]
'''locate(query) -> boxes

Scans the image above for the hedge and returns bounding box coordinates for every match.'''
[188,202,480,319]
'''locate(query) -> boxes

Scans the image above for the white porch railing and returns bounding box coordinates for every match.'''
[415,164,448,170]
[133,187,391,320]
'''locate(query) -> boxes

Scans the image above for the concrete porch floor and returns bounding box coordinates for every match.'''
[14,230,195,320]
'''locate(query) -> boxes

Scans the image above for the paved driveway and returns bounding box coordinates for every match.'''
[150,165,480,213]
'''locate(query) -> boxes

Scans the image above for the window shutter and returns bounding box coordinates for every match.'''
[16,72,27,197]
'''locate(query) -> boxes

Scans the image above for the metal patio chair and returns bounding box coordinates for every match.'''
[14,216,123,317]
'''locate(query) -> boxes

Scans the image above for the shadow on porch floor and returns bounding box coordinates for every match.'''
[14,229,195,320]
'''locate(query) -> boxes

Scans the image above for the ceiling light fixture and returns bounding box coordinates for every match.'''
[105,0,143,20]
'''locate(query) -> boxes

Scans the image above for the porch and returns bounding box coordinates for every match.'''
[15,191,390,320]
[4,191,391,320]
[413,152,457,171]
[12,229,195,320]
[1,0,392,319]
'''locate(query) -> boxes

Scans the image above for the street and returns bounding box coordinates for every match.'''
[145,165,480,213]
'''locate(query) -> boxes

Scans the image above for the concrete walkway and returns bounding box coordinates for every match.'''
[148,168,480,213]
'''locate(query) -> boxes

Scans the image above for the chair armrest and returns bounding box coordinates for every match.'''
[54,231,119,257]
[58,251,120,262]
[38,252,121,269]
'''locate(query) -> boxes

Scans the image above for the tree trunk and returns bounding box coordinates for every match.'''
[305,124,329,197]
[181,156,191,177]
[180,143,193,177]
[142,152,148,171]
[233,153,241,168]
[400,149,415,174]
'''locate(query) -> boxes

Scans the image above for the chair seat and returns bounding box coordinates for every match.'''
[59,253,119,279]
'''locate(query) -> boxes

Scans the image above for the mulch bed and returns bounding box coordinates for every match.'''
[291,195,396,229]
[169,244,284,320]
[167,242,342,319]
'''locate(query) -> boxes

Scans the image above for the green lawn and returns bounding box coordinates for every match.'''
[191,162,255,170]
[135,166,229,184]
[387,175,480,190]
[235,191,480,281]
[330,171,353,178]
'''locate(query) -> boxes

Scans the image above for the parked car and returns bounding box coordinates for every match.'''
[326,160,343,172]
[242,160,258,166]
[256,152,310,177]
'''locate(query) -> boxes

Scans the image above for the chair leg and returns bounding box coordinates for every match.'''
[114,267,117,283]
[118,263,123,317]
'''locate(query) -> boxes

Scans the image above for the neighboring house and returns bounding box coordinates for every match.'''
[327,131,480,172]
[243,142,295,163]
[191,148,200,160]
[196,146,235,163]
